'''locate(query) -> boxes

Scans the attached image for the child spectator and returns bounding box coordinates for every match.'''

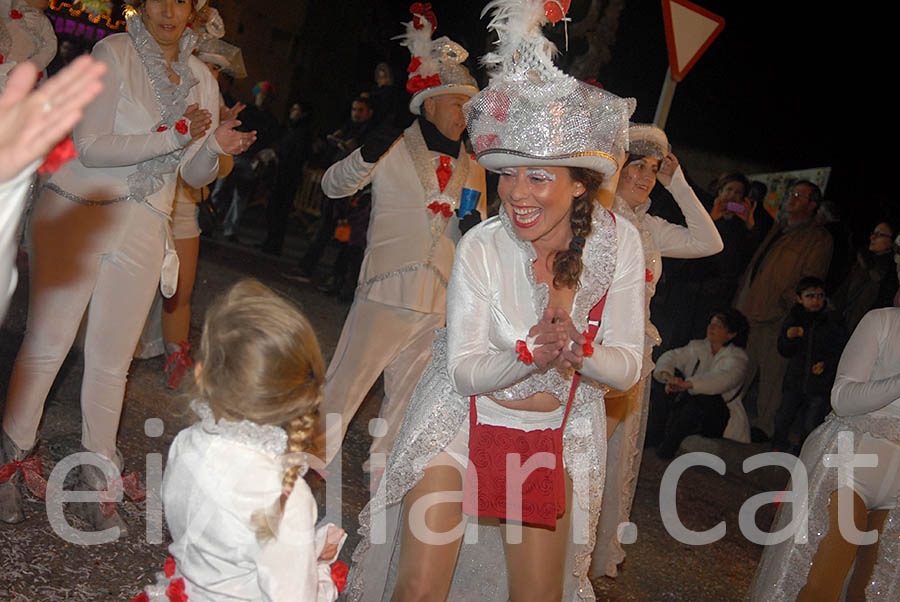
[131,280,346,601]
[771,276,848,453]
[651,308,751,459]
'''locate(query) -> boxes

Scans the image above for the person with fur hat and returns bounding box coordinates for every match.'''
[316,3,487,468]
[345,2,645,600]
[591,123,723,578]
[0,0,255,532]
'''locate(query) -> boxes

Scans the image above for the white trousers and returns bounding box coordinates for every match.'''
[3,190,165,461]
[319,297,444,464]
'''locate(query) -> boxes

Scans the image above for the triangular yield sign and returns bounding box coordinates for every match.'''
[662,0,725,82]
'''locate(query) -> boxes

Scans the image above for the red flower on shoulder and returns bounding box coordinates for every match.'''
[163,555,176,578]
[175,119,188,135]
[331,560,349,594]
[166,577,187,602]
[10,9,23,19]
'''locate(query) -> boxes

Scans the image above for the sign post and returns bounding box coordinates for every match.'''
[654,0,725,128]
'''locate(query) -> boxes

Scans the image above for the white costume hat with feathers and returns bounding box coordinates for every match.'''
[398,3,478,115]
[465,0,634,177]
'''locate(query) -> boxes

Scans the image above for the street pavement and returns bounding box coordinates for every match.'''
[0,212,781,601]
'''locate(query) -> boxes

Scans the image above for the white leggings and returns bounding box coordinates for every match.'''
[3,189,165,461]
[849,433,900,510]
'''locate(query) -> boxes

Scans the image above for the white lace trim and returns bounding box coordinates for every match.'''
[190,399,287,457]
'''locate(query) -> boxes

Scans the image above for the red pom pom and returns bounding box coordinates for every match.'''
[427,201,441,214]
[331,560,349,594]
[166,577,187,602]
[37,137,78,174]
[645,268,653,283]
[156,126,168,132]
[407,56,421,73]
[406,75,425,94]
[163,555,176,578]
[10,9,23,19]
[175,119,188,135]
[543,0,570,23]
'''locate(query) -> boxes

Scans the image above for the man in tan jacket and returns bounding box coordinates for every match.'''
[735,180,833,437]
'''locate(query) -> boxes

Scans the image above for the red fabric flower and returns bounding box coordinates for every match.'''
[543,0,570,23]
[406,73,442,94]
[645,268,653,283]
[410,3,437,32]
[582,331,594,357]
[10,9,23,19]
[129,592,149,602]
[166,577,187,602]
[427,201,452,218]
[37,137,78,175]
[156,125,168,132]
[435,155,452,192]
[516,340,534,364]
[163,555,176,578]
[407,56,421,73]
[175,119,188,135]
[331,560,349,594]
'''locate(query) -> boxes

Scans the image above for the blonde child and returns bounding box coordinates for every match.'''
[132,280,346,601]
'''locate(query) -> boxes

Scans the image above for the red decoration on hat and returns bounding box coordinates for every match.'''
[515,340,534,364]
[331,561,349,594]
[436,155,452,192]
[543,0,570,23]
[37,137,78,175]
[410,3,437,32]
[406,73,442,94]
[485,90,510,123]
[175,119,188,135]
[474,134,500,153]
[407,56,421,73]
[584,77,604,89]
[10,9,23,19]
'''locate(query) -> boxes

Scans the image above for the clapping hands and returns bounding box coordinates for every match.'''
[527,308,588,371]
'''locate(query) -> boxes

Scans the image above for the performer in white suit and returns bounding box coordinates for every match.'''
[318,4,486,466]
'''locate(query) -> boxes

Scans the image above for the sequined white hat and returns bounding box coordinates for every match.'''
[628,123,670,161]
[465,0,634,178]
[399,3,478,116]
[193,7,247,79]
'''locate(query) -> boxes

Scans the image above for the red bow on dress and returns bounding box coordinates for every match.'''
[427,201,453,218]
[98,473,146,517]
[0,456,47,499]
[435,155,452,192]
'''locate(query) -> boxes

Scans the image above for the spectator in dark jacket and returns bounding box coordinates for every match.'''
[772,276,848,452]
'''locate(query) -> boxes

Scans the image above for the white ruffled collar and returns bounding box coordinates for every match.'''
[191,399,288,457]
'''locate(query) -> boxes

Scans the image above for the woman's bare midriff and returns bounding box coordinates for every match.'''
[489,391,562,412]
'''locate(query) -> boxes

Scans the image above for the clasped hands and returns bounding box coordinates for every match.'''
[526,307,588,371]
[181,101,256,155]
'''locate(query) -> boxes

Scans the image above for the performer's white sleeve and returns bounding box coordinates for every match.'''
[446,233,535,396]
[831,310,900,416]
[579,218,645,391]
[645,166,723,258]
[73,41,192,167]
[321,148,375,199]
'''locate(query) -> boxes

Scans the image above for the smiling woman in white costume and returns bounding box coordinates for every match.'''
[346,1,645,600]
[0,0,255,532]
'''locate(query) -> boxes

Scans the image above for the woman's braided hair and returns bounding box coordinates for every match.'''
[551,167,604,289]
[192,279,325,541]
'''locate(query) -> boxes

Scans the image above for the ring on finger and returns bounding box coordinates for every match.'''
[42,100,53,114]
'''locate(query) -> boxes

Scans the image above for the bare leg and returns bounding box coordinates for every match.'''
[392,452,465,602]
[845,508,889,602]
[162,236,199,345]
[797,488,868,602]
[501,474,573,602]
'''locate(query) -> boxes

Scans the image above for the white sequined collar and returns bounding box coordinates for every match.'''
[190,399,287,457]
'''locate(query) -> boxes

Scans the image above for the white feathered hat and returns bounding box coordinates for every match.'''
[398,3,478,116]
[465,0,634,177]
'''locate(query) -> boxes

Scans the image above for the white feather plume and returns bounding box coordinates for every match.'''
[480,0,561,78]
[395,19,439,77]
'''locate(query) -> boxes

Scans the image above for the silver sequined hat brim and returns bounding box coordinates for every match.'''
[477,148,620,178]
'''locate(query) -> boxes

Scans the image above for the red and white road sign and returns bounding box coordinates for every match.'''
[661,0,725,82]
